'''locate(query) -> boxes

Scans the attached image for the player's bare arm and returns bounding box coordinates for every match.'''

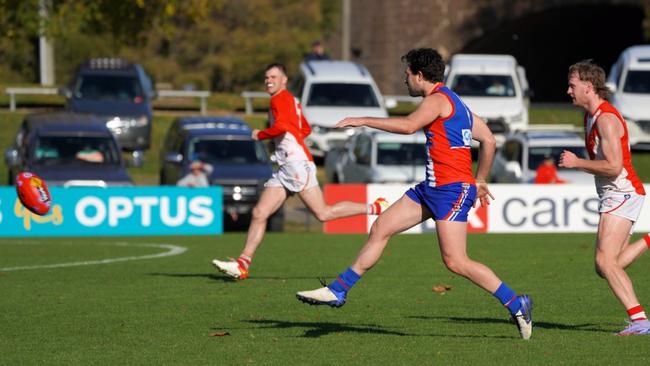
[470,113,496,207]
[335,93,447,134]
[559,113,623,176]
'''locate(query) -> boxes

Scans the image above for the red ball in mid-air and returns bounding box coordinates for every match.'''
[15,172,52,216]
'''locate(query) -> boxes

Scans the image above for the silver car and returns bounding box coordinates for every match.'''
[325,129,426,184]
[491,129,592,184]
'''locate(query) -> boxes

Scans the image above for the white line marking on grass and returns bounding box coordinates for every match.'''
[0,243,187,271]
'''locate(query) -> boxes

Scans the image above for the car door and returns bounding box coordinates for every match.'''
[342,133,372,182]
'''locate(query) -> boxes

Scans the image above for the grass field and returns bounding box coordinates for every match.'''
[2,233,650,365]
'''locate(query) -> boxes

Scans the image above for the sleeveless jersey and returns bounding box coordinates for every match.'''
[423,84,475,187]
[257,89,313,165]
[584,101,645,196]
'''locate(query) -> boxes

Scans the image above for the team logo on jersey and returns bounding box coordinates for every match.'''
[462,129,472,146]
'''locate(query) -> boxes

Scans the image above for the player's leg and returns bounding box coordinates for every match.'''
[296,194,430,307]
[436,220,532,339]
[298,184,387,222]
[595,213,650,335]
[435,220,501,291]
[212,186,287,279]
[617,233,650,269]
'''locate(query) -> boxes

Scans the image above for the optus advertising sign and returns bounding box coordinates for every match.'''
[0,187,223,237]
[324,184,650,234]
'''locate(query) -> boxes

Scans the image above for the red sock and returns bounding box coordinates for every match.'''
[237,255,251,270]
[627,305,647,322]
[643,234,650,249]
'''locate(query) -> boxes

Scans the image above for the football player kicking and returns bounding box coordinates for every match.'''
[212,63,387,280]
[296,48,533,340]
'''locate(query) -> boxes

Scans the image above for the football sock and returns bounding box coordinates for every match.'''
[328,267,361,294]
[643,233,650,249]
[493,282,522,315]
[367,198,387,215]
[237,255,251,270]
[627,304,648,322]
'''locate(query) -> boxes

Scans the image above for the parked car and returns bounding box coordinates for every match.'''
[445,54,530,141]
[325,128,427,183]
[291,60,389,160]
[4,112,133,187]
[606,45,650,150]
[491,128,591,184]
[61,58,156,153]
[159,116,283,231]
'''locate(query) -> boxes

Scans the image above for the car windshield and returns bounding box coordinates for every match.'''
[528,146,588,170]
[622,70,650,94]
[306,83,380,107]
[189,138,269,165]
[450,74,517,97]
[74,74,143,101]
[377,142,427,165]
[31,135,120,165]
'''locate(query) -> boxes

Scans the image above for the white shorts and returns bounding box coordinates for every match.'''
[599,191,645,233]
[265,161,319,193]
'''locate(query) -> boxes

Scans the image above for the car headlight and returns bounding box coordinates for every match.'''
[130,116,148,127]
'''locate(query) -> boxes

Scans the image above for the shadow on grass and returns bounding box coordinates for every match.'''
[406,315,612,333]
[244,319,411,338]
[240,318,519,339]
[148,272,330,282]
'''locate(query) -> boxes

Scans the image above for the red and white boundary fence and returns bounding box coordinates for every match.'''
[324,184,650,234]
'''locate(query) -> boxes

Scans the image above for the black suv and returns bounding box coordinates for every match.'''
[61,58,155,152]
[160,116,283,231]
[4,112,133,187]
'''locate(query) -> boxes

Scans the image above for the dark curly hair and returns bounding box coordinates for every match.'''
[568,60,611,100]
[401,48,445,83]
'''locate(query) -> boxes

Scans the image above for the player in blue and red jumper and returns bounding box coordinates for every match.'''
[296,48,533,340]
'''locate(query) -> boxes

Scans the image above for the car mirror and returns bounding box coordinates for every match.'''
[4,148,20,166]
[605,82,617,93]
[164,152,183,164]
[384,98,397,109]
[129,150,144,168]
[58,87,72,98]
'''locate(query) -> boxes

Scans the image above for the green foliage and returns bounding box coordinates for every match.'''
[0,0,339,88]
[1,233,650,364]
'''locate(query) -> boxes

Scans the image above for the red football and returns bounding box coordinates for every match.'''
[15,172,52,216]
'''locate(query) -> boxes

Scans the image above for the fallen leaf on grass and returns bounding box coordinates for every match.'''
[209,332,230,337]
[432,285,452,294]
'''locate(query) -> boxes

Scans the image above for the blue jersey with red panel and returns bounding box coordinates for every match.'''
[423,84,475,187]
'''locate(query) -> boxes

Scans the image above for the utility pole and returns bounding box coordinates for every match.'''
[39,0,55,85]
[342,0,351,61]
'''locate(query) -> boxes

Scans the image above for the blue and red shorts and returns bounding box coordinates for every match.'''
[406,181,476,222]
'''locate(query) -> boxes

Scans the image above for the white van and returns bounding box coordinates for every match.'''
[606,45,650,149]
[444,54,530,139]
[292,60,389,159]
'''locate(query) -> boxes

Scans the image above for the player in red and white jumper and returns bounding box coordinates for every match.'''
[212,63,387,280]
[561,60,650,336]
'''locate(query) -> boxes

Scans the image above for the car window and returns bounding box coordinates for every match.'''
[306,83,379,107]
[622,70,650,94]
[528,146,588,170]
[502,140,522,164]
[377,142,427,165]
[31,136,120,164]
[354,135,372,165]
[74,74,143,101]
[189,138,269,165]
[450,74,516,97]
